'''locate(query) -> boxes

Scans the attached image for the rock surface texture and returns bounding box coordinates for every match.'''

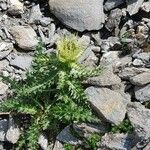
[48,0,105,31]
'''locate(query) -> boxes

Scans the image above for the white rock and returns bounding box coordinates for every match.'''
[8,0,24,15]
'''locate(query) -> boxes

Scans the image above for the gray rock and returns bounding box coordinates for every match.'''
[0,59,9,71]
[126,0,144,16]
[0,119,8,141]
[8,0,24,15]
[132,52,150,63]
[56,126,82,145]
[85,87,128,125]
[105,8,122,32]
[29,4,42,24]
[134,84,150,102]
[0,42,13,60]
[0,81,8,96]
[127,102,150,139]
[9,26,38,51]
[48,0,105,32]
[132,59,144,67]
[99,133,139,150]
[84,66,121,89]
[104,0,125,11]
[10,55,33,70]
[73,123,108,138]
[130,72,150,86]
[118,67,149,80]
[78,46,98,68]
[6,117,20,144]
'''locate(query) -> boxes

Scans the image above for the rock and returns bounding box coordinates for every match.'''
[104,0,125,11]
[132,52,150,64]
[53,141,64,150]
[84,66,121,89]
[134,84,150,102]
[73,123,108,138]
[0,81,8,96]
[48,0,105,32]
[0,59,9,71]
[38,134,48,150]
[118,67,149,80]
[126,0,144,16]
[10,55,33,70]
[100,51,120,66]
[105,8,122,32]
[56,126,82,145]
[132,138,150,150]
[0,42,13,60]
[85,87,129,125]
[29,4,43,24]
[8,0,24,15]
[127,102,150,139]
[78,46,98,68]
[6,117,20,144]
[132,59,145,67]
[101,37,121,53]
[130,72,150,86]
[99,133,139,150]
[9,26,38,51]
[0,119,8,141]
[141,1,150,13]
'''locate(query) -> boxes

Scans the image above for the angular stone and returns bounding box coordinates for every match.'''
[104,0,125,11]
[130,72,150,86]
[85,87,128,125]
[0,82,8,96]
[118,67,149,80]
[84,67,121,89]
[57,126,82,145]
[8,0,24,15]
[38,134,48,150]
[134,84,150,102]
[9,26,38,51]
[127,102,150,139]
[99,133,139,150]
[10,55,33,70]
[53,141,64,150]
[126,0,144,16]
[48,0,105,32]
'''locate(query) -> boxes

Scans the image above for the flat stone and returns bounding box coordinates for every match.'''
[118,67,149,80]
[130,72,150,86]
[132,52,150,63]
[0,59,9,71]
[48,0,105,32]
[126,0,144,16]
[99,133,139,150]
[134,84,150,102]
[10,55,33,70]
[127,102,150,139]
[84,67,121,89]
[132,59,144,67]
[85,87,128,125]
[9,26,38,51]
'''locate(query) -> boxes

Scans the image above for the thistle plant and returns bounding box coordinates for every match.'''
[0,36,102,150]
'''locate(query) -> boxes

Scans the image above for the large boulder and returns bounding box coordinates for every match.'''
[48,0,105,32]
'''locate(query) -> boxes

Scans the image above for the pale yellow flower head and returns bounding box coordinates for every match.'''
[57,36,83,64]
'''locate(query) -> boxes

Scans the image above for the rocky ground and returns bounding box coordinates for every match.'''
[0,0,150,150]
